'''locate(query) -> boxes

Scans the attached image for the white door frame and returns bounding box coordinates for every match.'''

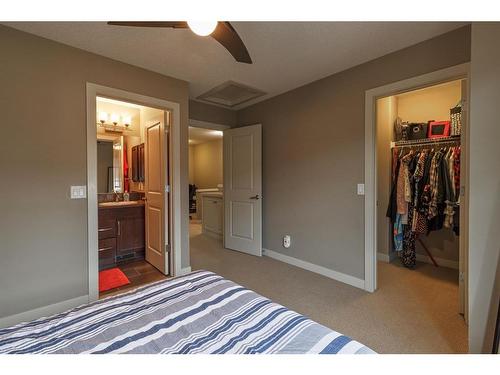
[86,83,182,302]
[364,63,470,293]
[189,118,231,131]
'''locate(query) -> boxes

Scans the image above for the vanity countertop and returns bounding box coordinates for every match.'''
[98,200,145,209]
[199,192,223,198]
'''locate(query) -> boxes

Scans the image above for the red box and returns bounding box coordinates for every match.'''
[427,121,451,139]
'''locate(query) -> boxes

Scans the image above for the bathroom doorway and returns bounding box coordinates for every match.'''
[86,84,182,301]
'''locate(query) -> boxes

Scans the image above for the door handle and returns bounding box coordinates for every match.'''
[117,220,121,236]
[249,194,260,200]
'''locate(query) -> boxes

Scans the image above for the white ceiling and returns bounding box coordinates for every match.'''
[189,126,223,145]
[4,22,466,109]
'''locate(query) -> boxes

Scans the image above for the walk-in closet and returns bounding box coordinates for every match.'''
[376,79,468,341]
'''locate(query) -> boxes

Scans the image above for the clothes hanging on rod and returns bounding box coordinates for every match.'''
[386,141,461,269]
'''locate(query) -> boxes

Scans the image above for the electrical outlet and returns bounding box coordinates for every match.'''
[283,235,291,249]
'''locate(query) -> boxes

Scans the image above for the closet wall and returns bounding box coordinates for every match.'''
[377,80,462,266]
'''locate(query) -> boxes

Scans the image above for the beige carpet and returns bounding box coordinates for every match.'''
[189,223,468,354]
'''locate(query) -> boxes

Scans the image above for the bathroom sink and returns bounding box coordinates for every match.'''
[99,200,143,208]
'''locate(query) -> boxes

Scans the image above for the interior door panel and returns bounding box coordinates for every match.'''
[145,120,168,274]
[223,124,262,256]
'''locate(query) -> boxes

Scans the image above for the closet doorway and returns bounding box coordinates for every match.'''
[364,64,470,329]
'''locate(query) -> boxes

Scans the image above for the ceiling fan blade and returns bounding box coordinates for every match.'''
[211,22,252,64]
[107,21,188,29]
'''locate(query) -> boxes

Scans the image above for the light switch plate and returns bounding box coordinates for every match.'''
[357,183,365,196]
[71,185,87,199]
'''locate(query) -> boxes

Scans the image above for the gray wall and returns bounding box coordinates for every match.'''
[0,25,190,318]
[189,99,237,127]
[469,23,500,354]
[191,139,223,189]
[237,26,471,280]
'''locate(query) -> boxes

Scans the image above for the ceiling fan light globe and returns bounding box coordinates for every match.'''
[187,21,218,36]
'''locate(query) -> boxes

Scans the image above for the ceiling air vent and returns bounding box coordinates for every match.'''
[197,81,266,108]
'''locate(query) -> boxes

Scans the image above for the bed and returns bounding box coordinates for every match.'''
[0,270,374,354]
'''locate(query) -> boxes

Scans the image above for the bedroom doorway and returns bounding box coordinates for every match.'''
[189,121,263,271]
[86,84,182,301]
[188,120,227,270]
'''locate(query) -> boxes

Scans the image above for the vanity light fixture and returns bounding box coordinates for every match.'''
[97,111,132,132]
[98,111,108,124]
[122,115,132,128]
[110,113,120,126]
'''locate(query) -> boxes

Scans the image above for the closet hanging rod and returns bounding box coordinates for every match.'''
[390,135,461,148]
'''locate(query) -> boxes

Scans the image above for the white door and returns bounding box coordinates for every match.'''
[223,124,262,256]
[145,119,169,274]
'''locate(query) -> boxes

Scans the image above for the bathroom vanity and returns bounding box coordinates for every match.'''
[98,201,145,270]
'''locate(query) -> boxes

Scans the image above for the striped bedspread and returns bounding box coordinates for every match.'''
[0,270,374,354]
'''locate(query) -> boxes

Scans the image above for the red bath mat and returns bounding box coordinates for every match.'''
[99,268,130,292]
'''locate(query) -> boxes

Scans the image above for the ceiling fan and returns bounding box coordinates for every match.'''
[107,21,252,64]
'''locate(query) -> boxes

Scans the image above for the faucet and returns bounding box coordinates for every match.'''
[114,192,120,202]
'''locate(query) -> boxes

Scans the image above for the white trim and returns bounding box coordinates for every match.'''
[263,248,365,290]
[189,119,231,131]
[0,295,89,329]
[179,266,192,276]
[415,254,459,270]
[377,252,395,263]
[364,63,470,293]
[86,83,183,303]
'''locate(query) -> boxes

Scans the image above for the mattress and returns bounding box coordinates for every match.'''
[0,270,374,354]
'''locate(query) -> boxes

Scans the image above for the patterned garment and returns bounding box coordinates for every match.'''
[397,152,413,215]
[396,158,408,215]
[411,151,427,232]
[447,148,456,198]
[453,147,461,197]
[444,148,457,228]
[427,150,443,220]
[400,202,416,269]
[0,271,375,354]
[393,214,404,251]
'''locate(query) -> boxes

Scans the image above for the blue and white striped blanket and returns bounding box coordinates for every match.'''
[0,270,374,354]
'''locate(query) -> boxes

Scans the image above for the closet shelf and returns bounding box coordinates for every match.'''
[390,135,461,148]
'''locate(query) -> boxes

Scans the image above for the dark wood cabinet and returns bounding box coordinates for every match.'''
[98,205,145,270]
[131,143,145,183]
[116,209,145,255]
[131,146,139,182]
[138,143,145,182]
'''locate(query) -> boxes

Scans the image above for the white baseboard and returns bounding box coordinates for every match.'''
[0,295,89,329]
[377,252,396,263]
[416,253,459,269]
[202,229,223,240]
[179,266,192,276]
[263,248,365,290]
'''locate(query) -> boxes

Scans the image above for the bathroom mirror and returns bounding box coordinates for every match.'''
[97,135,123,193]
